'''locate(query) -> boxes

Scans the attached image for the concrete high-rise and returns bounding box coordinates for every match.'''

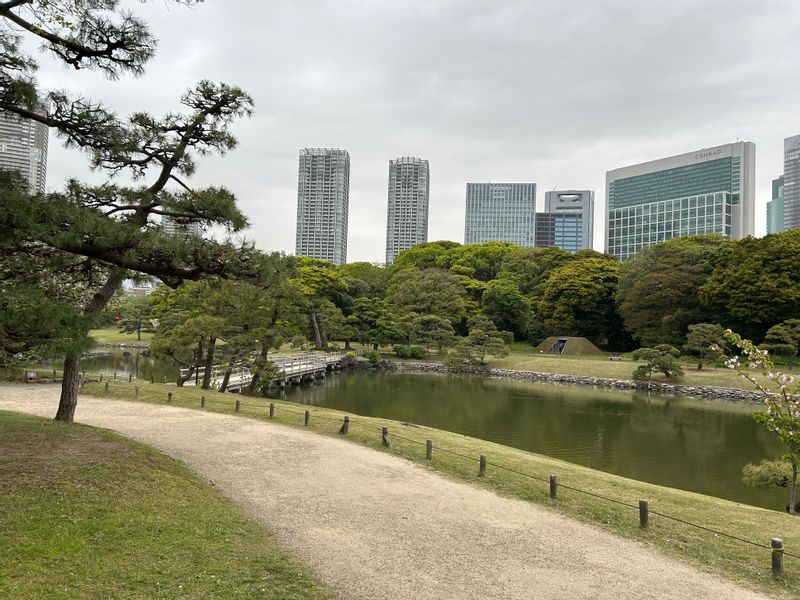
[767,176,785,235]
[606,141,756,259]
[535,190,594,252]
[783,135,800,230]
[0,110,48,194]
[385,157,429,264]
[295,148,350,265]
[464,182,536,246]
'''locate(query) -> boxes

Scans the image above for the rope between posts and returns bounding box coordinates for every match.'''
[556,482,640,510]
[487,460,551,484]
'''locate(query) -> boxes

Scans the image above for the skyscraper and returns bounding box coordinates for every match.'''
[295,148,350,265]
[0,110,48,194]
[783,134,800,230]
[385,157,430,264]
[161,214,201,236]
[767,176,785,235]
[606,141,756,259]
[535,190,594,252]
[464,183,536,246]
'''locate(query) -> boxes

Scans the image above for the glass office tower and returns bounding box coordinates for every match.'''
[767,176,785,234]
[605,142,755,259]
[464,182,536,246]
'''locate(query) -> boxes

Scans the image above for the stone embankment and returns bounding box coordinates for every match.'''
[393,361,764,404]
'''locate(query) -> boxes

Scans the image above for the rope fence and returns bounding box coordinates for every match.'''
[89,379,799,577]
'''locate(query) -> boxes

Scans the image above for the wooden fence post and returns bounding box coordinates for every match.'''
[167,391,173,403]
[128,374,132,383]
[479,454,487,477]
[339,415,350,435]
[235,399,240,413]
[639,499,649,529]
[134,386,139,398]
[269,402,275,418]
[114,372,117,379]
[772,538,784,578]
[150,375,154,384]
[104,382,109,393]
[426,439,432,460]
[201,395,205,408]
[304,410,310,426]
[549,475,558,500]
[100,373,103,382]
[53,369,56,377]
[382,426,392,448]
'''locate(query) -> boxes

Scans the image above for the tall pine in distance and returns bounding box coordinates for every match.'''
[0,1,258,421]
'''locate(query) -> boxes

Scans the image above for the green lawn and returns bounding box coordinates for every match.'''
[485,351,768,390]
[0,410,331,600]
[81,380,800,599]
[89,327,153,344]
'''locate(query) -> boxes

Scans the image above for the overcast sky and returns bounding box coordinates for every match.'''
[36,0,800,261]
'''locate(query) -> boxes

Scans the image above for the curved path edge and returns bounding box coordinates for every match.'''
[0,384,769,600]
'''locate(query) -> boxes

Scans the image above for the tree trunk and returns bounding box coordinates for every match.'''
[218,356,237,393]
[55,269,125,422]
[201,336,216,389]
[54,353,81,422]
[310,308,323,349]
[344,338,351,350]
[136,325,141,341]
[789,462,798,515]
[246,342,269,395]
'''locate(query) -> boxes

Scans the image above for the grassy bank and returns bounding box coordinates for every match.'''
[484,351,767,390]
[81,379,800,598]
[0,410,331,599]
[88,327,152,344]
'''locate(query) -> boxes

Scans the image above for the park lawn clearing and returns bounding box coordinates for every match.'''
[0,410,332,600]
[89,327,153,344]
[487,349,771,390]
[83,379,800,599]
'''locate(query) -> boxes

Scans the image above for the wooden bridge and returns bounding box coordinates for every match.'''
[181,352,347,393]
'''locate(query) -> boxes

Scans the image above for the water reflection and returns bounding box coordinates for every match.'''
[273,371,785,511]
[45,349,177,383]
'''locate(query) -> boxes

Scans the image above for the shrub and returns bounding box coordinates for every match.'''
[393,345,426,359]
[362,350,381,365]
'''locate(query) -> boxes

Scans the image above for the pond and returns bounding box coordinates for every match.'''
[269,371,785,511]
[44,348,178,384]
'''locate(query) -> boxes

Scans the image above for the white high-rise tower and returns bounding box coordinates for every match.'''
[385,157,430,264]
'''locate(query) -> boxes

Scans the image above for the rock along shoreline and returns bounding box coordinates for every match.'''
[391,361,765,405]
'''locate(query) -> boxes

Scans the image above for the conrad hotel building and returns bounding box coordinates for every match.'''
[605,141,755,259]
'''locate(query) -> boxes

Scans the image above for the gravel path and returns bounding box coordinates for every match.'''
[0,384,769,600]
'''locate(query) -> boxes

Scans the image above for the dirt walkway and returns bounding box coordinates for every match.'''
[0,384,769,600]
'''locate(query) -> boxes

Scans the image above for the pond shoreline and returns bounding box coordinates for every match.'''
[391,361,764,405]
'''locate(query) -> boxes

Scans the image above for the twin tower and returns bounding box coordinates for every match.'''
[295,148,429,265]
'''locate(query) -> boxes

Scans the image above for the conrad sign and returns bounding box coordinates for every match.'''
[694,148,724,161]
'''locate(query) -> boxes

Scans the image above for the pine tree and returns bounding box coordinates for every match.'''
[1,2,258,420]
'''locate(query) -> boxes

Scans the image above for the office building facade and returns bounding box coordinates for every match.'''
[0,110,48,194]
[767,176,785,235]
[295,148,350,265]
[161,214,201,236]
[386,157,430,264]
[784,135,800,230]
[464,182,536,246]
[605,141,756,259]
[535,190,594,252]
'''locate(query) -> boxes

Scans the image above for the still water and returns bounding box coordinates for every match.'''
[271,371,785,511]
[45,349,178,384]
